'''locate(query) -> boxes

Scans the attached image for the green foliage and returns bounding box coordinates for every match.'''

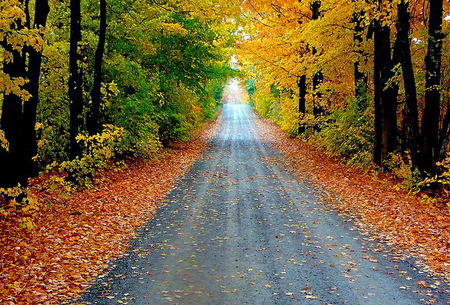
[246,79,256,105]
[113,96,161,158]
[253,89,275,118]
[252,87,299,137]
[279,97,299,137]
[317,98,373,168]
[156,85,203,146]
[1,0,234,198]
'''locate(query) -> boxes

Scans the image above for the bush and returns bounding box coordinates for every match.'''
[253,89,275,118]
[421,152,450,203]
[58,124,125,187]
[318,98,373,168]
[383,153,423,192]
[156,85,203,146]
[279,96,299,137]
[113,96,162,158]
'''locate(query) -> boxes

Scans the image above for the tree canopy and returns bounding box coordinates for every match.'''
[237,0,450,190]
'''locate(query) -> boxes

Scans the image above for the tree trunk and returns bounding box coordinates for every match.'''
[311,0,323,131]
[0,1,27,188]
[298,75,306,134]
[87,0,107,135]
[22,0,50,178]
[393,0,420,166]
[439,106,450,162]
[373,19,398,166]
[69,0,84,159]
[422,0,444,174]
[353,10,368,111]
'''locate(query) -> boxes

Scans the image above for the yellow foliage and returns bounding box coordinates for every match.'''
[160,22,188,36]
[0,129,9,151]
[59,125,126,187]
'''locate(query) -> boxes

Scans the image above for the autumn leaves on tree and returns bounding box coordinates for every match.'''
[0,0,237,192]
[238,0,449,186]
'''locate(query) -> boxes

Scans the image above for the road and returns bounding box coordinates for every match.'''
[79,104,449,304]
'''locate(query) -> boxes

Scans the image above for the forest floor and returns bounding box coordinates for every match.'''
[0,105,449,304]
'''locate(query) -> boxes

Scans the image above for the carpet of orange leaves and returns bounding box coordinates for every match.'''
[256,117,450,282]
[0,121,218,304]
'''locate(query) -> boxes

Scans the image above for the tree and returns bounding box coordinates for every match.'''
[298,75,307,134]
[22,0,50,177]
[87,0,107,135]
[393,0,419,165]
[352,8,368,109]
[372,1,398,166]
[311,0,324,130]
[422,0,445,174]
[69,0,84,159]
[0,0,49,188]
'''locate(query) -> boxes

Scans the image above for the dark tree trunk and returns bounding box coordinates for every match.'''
[422,0,444,174]
[22,0,50,178]
[311,0,323,131]
[69,0,84,159]
[87,0,107,135]
[0,52,26,187]
[439,107,450,162]
[0,1,27,188]
[393,0,420,166]
[373,20,398,166]
[298,75,307,134]
[312,70,323,113]
[353,10,368,111]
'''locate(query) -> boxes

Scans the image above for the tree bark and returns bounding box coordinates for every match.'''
[298,75,307,134]
[87,0,107,135]
[22,0,50,178]
[353,10,368,111]
[422,0,444,174]
[311,0,323,131]
[373,19,398,166]
[0,1,27,188]
[69,0,84,159]
[393,0,420,166]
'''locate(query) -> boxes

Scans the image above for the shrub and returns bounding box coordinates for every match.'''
[59,124,125,187]
[279,96,299,137]
[318,98,373,169]
[113,96,162,158]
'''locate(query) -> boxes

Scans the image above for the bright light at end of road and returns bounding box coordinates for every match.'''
[223,78,248,104]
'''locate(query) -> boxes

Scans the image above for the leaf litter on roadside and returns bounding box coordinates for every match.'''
[0,120,219,304]
[255,116,450,284]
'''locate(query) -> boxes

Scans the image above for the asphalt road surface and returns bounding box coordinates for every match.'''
[78,104,449,305]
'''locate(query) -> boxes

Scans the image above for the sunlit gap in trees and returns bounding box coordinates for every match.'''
[223,78,248,104]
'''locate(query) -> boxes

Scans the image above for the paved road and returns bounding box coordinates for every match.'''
[79,104,449,304]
